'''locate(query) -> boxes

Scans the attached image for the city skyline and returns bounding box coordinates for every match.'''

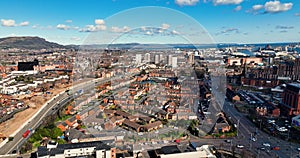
[0,0,299,45]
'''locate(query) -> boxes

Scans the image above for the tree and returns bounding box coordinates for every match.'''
[51,127,63,139]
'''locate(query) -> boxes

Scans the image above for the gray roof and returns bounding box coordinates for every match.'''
[37,141,112,157]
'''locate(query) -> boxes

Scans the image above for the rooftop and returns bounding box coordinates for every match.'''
[289,83,300,89]
[37,141,112,157]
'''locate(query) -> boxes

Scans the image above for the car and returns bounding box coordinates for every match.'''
[225,139,232,143]
[263,143,271,147]
[268,120,275,124]
[272,146,280,150]
[236,144,244,149]
[259,147,265,150]
[251,137,257,142]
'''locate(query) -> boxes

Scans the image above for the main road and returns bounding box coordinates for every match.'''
[0,73,134,155]
[222,98,300,158]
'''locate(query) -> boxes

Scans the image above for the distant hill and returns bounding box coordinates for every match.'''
[0,36,66,50]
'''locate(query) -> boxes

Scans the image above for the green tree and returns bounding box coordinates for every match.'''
[50,127,63,139]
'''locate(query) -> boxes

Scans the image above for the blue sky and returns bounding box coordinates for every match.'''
[0,0,299,45]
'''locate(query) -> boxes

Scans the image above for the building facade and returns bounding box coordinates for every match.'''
[281,83,300,116]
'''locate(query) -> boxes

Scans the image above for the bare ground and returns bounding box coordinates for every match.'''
[0,84,70,138]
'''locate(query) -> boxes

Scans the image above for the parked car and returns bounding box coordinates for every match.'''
[272,146,280,150]
[263,143,271,147]
[225,139,232,143]
[236,144,244,149]
[251,137,257,142]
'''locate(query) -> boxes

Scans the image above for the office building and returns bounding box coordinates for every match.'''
[168,55,172,66]
[281,83,300,116]
[155,55,160,64]
[172,57,177,68]
[145,53,151,63]
[136,54,142,64]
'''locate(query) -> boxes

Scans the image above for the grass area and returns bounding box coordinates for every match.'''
[21,124,64,153]
[32,142,41,148]
[55,114,72,122]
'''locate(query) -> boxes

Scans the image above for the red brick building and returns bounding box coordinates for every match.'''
[281,83,300,116]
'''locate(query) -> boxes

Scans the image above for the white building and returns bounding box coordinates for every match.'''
[155,54,160,64]
[172,57,177,68]
[188,52,195,65]
[37,141,116,158]
[160,54,164,62]
[145,53,151,63]
[136,54,142,64]
[1,86,17,94]
[147,144,217,158]
[168,55,172,66]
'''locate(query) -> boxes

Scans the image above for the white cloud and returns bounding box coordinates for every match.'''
[80,25,97,32]
[161,23,170,30]
[80,24,106,32]
[213,0,243,5]
[65,20,72,23]
[71,37,81,41]
[216,27,239,35]
[79,19,107,32]
[171,30,179,35]
[295,13,300,16]
[1,19,16,27]
[234,5,242,11]
[275,25,294,29]
[95,19,105,25]
[56,24,70,30]
[95,25,106,31]
[111,26,130,33]
[264,1,293,13]
[32,25,38,29]
[175,0,199,6]
[19,21,29,26]
[141,26,147,31]
[145,31,152,35]
[252,4,264,11]
[249,1,292,14]
[8,33,16,37]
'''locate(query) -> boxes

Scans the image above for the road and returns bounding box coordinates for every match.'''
[223,99,300,158]
[0,74,134,155]
[207,79,300,158]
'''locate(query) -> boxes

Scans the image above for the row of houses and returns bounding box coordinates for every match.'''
[103,109,163,132]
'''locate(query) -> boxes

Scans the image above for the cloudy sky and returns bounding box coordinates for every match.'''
[0,0,299,45]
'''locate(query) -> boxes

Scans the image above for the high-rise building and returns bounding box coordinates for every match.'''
[155,54,160,64]
[136,54,142,64]
[159,54,164,62]
[168,55,172,66]
[145,53,151,63]
[172,57,177,68]
[188,52,195,65]
[281,83,300,116]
